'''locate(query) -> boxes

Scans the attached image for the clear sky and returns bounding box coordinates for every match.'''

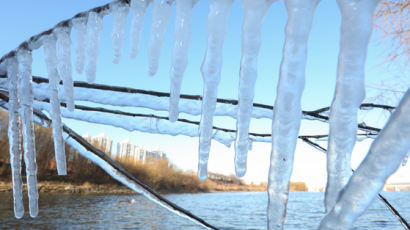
[0,0,408,188]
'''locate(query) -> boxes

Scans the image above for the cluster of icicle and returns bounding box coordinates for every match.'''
[2,0,410,229]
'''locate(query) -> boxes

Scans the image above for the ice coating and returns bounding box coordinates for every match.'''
[43,35,67,176]
[34,101,238,147]
[72,17,87,74]
[55,27,75,111]
[197,0,234,181]
[325,0,381,212]
[129,0,150,59]
[16,49,39,218]
[111,1,129,64]
[267,0,320,228]
[31,81,275,119]
[7,58,24,219]
[86,11,103,83]
[235,0,273,178]
[319,89,410,230]
[168,0,197,122]
[147,0,174,76]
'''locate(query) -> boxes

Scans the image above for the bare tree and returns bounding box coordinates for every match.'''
[374,0,409,65]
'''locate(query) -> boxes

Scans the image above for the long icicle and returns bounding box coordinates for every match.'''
[129,0,151,59]
[267,0,320,229]
[111,1,129,64]
[17,48,39,218]
[168,0,198,122]
[147,0,174,76]
[85,11,103,83]
[325,0,381,212]
[197,0,234,181]
[55,26,75,111]
[6,57,24,219]
[43,35,67,175]
[319,89,410,230]
[235,0,274,177]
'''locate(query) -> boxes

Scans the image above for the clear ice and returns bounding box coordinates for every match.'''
[319,89,410,230]
[325,0,381,212]
[235,0,274,178]
[129,0,151,59]
[72,17,87,74]
[197,0,234,181]
[85,11,103,83]
[168,0,198,122]
[17,48,39,218]
[111,1,129,64]
[7,58,24,219]
[267,0,320,229]
[147,0,174,76]
[55,27,75,111]
[43,35,67,176]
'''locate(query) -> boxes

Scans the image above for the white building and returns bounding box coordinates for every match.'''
[82,133,113,154]
[116,138,166,163]
[117,138,137,159]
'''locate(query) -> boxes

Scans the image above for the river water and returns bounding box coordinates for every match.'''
[0,191,409,229]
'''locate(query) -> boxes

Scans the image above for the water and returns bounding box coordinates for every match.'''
[0,192,409,229]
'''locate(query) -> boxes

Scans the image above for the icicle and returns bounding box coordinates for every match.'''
[325,0,381,212]
[7,58,24,219]
[235,0,273,178]
[197,0,234,181]
[267,0,320,229]
[43,35,67,176]
[129,0,150,59]
[55,27,75,111]
[168,0,198,122]
[319,89,410,230]
[147,0,174,76]
[16,48,39,218]
[402,150,409,166]
[85,11,103,83]
[72,17,87,74]
[111,1,129,64]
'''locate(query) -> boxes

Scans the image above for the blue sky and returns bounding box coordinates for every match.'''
[0,0,407,187]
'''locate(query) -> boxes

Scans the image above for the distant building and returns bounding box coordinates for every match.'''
[117,138,137,159]
[383,182,410,192]
[117,138,166,163]
[83,133,113,154]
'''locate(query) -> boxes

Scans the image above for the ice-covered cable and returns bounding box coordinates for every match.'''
[43,35,67,176]
[16,48,39,218]
[319,89,410,230]
[197,0,234,181]
[34,100,237,147]
[235,0,274,177]
[55,27,75,111]
[85,11,103,83]
[111,1,129,64]
[147,0,174,76]
[72,17,87,74]
[62,132,216,230]
[6,58,24,219]
[325,0,381,212]
[168,0,197,122]
[267,0,320,229]
[129,0,150,59]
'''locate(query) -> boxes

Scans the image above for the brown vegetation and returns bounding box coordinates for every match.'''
[0,110,308,193]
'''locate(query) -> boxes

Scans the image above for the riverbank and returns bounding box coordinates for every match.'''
[0,181,266,194]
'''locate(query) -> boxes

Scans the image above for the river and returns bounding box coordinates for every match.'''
[0,192,409,229]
